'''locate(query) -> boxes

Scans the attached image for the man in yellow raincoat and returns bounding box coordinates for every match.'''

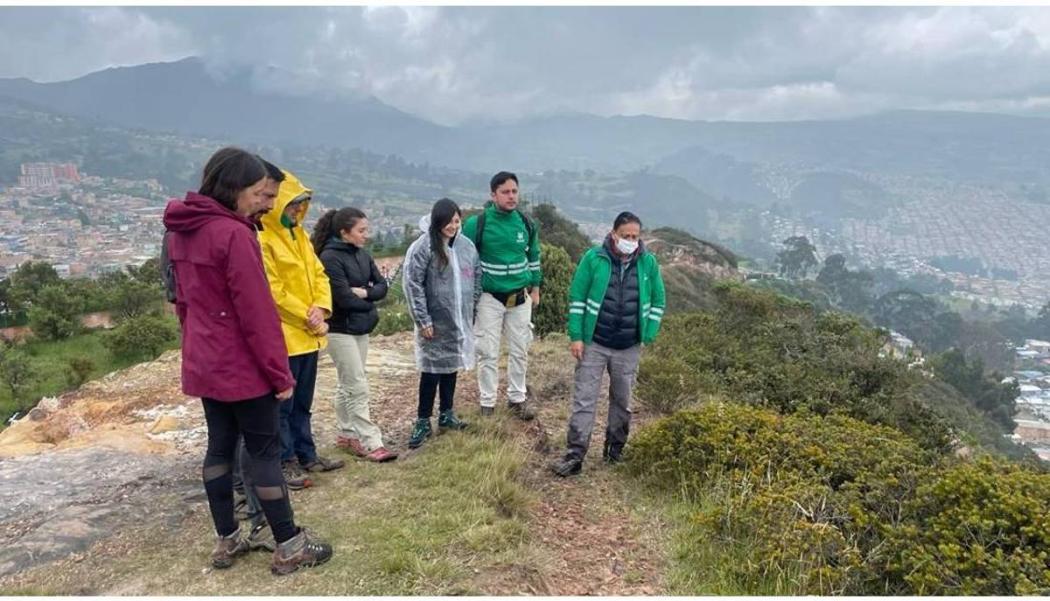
[258,167,344,485]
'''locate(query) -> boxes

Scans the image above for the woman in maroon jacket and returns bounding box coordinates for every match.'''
[163,147,331,575]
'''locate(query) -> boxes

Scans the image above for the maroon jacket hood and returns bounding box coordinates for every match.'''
[164,191,254,233]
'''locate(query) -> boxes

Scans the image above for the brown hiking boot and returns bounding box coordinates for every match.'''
[282,460,312,490]
[507,401,536,421]
[247,520,276,552]
[271,527,333,576]
[210,528,249,569]
[301,455,345,473]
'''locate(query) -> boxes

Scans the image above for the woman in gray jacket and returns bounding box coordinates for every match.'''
[403,198,482,449]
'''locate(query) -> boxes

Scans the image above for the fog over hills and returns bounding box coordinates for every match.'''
[5,57,1050,186]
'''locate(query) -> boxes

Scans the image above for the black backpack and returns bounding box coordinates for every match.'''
[474,206,536,256]
[160,230,177,303]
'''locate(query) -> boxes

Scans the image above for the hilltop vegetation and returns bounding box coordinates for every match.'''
[622,281,1046,594]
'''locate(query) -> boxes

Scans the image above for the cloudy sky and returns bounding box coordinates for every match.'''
[2,6,1050,125]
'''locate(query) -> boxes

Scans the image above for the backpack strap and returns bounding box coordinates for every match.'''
[475,206,534,256]
[475,209,487,257]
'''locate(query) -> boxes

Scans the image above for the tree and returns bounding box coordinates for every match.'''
[127,257,163,287]
[816,253,875,314]
[7,261,61,312]
[0,343,33,406]
[531,203,592,263]
[776,236,819,279]
[532,243,573,338]
[930,349,1018,430]
[27,283,83,340]
[1034,301,1050,340]
[111,276,162,320]
[104,314,179,360]
[872,290,941,348]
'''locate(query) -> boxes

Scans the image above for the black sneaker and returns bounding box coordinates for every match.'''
[507,401,536,421]
[551,455,583,477]
[479,406,495,417]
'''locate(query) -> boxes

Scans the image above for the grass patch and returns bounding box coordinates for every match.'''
[1,410,538,595]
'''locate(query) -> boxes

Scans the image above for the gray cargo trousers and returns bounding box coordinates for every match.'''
[566,342,642,460]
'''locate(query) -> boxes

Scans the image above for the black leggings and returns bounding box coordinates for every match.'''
[417,371,457,418]
[201,393,297,543]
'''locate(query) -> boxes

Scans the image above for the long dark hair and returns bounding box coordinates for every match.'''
[430,198,461,269]
[311,207,367,255]
[198,147,266,211]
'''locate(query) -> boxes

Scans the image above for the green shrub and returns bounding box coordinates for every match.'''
[882,457,1050,595]
[103,314,179,360]
[637,283,954,452]
[627,403,927,497]
[627,404,1049,595]
[27,283,83,341]
[374,304,414,336]
[66,357,95,388]
[532,243,573,338]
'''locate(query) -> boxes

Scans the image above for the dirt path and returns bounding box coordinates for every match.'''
[0,333,669,594]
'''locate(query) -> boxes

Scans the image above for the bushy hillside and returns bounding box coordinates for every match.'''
[624,281,1046,594]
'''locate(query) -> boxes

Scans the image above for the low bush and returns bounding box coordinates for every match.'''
[103,314,179,361]
[636,283,953,452]
[374,304,414,336]
[627,403,1050,595]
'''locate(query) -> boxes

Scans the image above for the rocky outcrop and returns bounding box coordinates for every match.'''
[0,333,418,579]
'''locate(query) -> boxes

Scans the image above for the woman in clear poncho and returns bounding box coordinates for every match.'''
[402,198,482,449]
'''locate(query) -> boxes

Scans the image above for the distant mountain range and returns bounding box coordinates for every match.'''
[6,56,1050,257]
[5,56,1050,186]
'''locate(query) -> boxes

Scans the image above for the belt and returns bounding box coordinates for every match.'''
[490,288,527,308]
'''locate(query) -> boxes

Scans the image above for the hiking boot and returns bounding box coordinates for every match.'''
[438,409,469,431]
[210,528,248,569]
[302,456,345,473]
[507,401,536,421]
[336,435,368,458]
[247,520,276,552]
[408,418,432,449]
[270,527,333,576]
[364,447,398,462]
[602,441,624,464]
[551,455,583,477]
[282,460,312,490]
[479,406,495,417]
[233,495,250,522]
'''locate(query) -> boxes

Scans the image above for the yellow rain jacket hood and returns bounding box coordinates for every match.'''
[257,169,332,356]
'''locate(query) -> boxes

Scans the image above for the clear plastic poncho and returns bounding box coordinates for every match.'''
[402,229,482,374]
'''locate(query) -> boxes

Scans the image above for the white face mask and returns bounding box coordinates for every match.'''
[616,237,639,255]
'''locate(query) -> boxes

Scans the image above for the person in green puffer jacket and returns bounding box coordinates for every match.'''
[551,211,666,477]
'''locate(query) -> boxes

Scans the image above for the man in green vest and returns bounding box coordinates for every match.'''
[552,211,666,477]
[462,171,541,420]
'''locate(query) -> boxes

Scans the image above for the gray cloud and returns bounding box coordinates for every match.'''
[2,6,1050,124]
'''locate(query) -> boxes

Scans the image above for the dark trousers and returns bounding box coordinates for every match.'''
[232,437,264,526]
[201,393,297,543]
[418,371,457,418]
[279,351,319,464]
